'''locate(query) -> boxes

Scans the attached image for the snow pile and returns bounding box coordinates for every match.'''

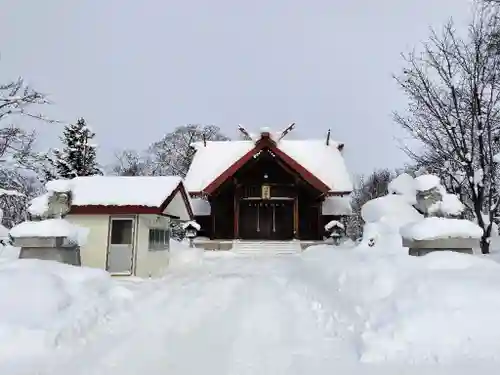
[414,174,441,192]
[401,217,483,240]
[358,172,475,250]
[388,173,416,203]
[168,240,204,269]
[0,222,8,239]
[359,194,422,251]
[10,219,89,246]
[0,245,20,261]
[0,259,133,363]
[301,245,500,363]
[28,194,49,217]
[361,195,422,228]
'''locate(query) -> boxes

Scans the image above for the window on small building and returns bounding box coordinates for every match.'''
[148,228,170,251]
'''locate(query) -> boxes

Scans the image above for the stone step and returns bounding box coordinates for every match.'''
[232,241,301,255]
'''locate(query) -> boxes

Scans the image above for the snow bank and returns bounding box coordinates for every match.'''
[0,259,133,363]
[401,217,483,240]
[301,245,500,363]
[0,245,20,260]
[10,219,89,245]
[168,240,204,269]
[0,223,9,239]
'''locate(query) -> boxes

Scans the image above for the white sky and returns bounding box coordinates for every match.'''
[0,0,474,175]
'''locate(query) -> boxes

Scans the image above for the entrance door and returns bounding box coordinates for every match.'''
[273,201,294,240]
[239,200,294,240]
[107,217,135,275]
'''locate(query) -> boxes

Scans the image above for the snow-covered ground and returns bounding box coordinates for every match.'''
[2,243,500,374]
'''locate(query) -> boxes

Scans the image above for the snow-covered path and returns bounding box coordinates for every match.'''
[39,255,358,375]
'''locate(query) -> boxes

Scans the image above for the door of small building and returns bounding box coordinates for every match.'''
[106,217,135,275]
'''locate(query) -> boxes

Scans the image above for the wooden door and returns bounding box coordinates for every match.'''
[239,201,273,240]
[273,201,294,240]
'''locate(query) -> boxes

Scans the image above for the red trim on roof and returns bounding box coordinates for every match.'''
[69,181,194,219]
[159,181,194,219]
[203,137,331,195]
[69,205,161,215]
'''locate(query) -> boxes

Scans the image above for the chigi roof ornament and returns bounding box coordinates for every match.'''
[238,123,296,143]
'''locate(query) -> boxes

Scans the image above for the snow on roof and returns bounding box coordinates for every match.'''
[400,217,483,241]
[191,198,211,216]
[184,138,352,193]
[185,141,253,194]
[182,220,201,231]
[322,196,352,215]
[67,176,183,208]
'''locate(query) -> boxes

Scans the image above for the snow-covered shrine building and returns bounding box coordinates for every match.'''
[184,125,353,241]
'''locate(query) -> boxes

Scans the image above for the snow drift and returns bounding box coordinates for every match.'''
[302,245,500,364]
[0,259,133,364]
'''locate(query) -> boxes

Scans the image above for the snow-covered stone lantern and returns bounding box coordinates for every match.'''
[182,220,200,248]
[400,174,483,256]
[325,220,345,245]
[9,179,87,265]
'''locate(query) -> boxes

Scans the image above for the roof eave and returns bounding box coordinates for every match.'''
[203,137,331,195]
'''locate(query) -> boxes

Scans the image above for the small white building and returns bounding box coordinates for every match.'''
[61,176,193,277]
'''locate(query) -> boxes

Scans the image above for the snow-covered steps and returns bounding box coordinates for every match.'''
[232,240,302,255]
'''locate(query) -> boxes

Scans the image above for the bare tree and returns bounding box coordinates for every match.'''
[147,124,230,177]
[0,72,52,227]
[111,149,152,176]
[395,5,500,253]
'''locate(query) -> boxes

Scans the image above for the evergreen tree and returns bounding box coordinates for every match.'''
[51,118,102,179]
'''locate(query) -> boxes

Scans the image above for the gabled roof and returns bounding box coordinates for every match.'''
[185,134,353,194]
[61,176,193,219]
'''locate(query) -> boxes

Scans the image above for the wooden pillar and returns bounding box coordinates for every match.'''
[234,179,239,239]
[317,201,322,240]
[293,194,299,239]
[211,197,216,239]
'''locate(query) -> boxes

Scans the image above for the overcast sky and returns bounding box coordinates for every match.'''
[1,0,474,175]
